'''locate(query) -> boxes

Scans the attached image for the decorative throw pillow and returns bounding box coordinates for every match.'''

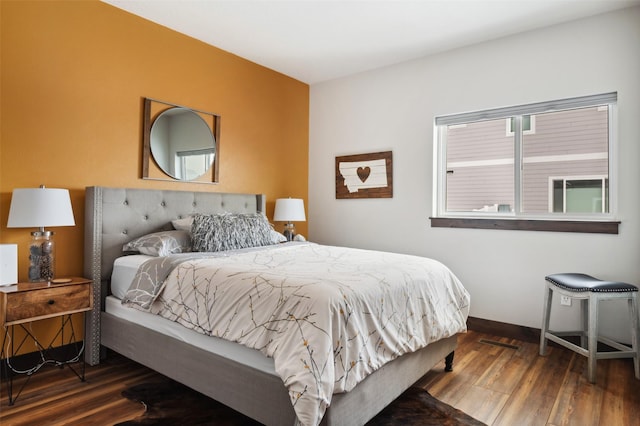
[123,230,191,257]
[191,212,274,252]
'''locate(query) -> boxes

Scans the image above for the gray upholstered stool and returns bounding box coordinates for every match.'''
[540,273,640,384]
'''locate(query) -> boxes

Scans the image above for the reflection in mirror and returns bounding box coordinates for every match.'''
[150,107,215,180]
[143,98,220,183]
[176,148,215,181]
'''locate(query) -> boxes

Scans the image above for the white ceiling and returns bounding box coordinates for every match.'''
[102,0,640,84]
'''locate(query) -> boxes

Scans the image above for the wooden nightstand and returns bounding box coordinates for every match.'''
[0,277,93,405]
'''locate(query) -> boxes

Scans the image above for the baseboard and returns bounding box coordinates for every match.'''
[466,316,541,344]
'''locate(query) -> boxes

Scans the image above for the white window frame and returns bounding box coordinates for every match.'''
[175,148,215,180]
[506,114,536,136]
[548,175,609,213]
[433,92,617,222]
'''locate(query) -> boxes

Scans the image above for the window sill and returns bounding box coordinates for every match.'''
[429,217,620,234]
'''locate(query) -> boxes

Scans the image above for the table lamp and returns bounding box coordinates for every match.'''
[7,186,75,282]
[273,198,306,241]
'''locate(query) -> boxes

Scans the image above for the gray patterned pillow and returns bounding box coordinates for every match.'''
[123,230,191,257]
[191,212,274,252]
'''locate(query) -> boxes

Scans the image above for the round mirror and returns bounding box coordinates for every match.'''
[150,107,216,181]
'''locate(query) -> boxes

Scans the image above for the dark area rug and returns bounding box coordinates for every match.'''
[369,386,486,426]
[116,378,486,426]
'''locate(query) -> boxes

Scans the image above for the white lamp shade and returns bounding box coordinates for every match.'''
[7,188,75,228]
[273,198,306,222]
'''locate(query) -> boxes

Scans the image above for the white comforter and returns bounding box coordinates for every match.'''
[129,243,470,426]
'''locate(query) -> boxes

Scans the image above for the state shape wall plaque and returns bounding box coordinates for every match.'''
[335,151,393,199]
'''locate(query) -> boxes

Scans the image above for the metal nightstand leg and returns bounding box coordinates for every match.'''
[1,313,86,405]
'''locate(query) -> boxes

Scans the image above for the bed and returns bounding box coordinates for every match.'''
[83,186,469,426]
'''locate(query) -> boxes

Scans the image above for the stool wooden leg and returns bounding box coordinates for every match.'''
[540,283,553,356]
[630,293,639,380]
[580,299,588,349]
[587,295,599,383]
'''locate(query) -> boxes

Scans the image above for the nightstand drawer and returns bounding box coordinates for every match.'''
[4,283,91,325]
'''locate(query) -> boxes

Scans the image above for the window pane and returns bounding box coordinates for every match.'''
[521,106,609,213]
[445,119,514,212]
[552,178,608,213]
[566,179,604,213]
[508,115,531,133]
[552,180,564,212]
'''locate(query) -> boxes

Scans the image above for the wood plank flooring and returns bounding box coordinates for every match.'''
[1,329,639,425]
[419,330,640,426]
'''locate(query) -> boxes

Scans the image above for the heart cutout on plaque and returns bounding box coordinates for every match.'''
[357,166,371,183]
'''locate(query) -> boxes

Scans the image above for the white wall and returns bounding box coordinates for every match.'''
[308,7,640,341]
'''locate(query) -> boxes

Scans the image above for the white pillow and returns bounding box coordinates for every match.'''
[172,216,193,232]
[270,229,287,243]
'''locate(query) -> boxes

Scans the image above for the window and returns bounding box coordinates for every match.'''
[506,115,535,136]
[432,93,618,233]
[176,148,215,180]
[550,176,608,213]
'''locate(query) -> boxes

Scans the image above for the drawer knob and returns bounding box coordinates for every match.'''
[48,300,55,305]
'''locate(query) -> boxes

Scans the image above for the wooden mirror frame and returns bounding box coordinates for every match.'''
[142,97,221,183]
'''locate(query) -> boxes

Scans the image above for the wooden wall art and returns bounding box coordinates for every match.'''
[335,151,393,199]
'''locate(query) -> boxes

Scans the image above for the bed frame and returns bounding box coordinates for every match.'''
[83,186,457,425]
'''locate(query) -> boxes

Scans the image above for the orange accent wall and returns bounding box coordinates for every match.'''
[0,1,308,351]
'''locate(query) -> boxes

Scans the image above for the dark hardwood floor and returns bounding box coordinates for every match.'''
[1,329,639,425]
[420,330,640,425]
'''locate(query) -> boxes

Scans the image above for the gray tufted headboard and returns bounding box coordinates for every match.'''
[83,186,265,365]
